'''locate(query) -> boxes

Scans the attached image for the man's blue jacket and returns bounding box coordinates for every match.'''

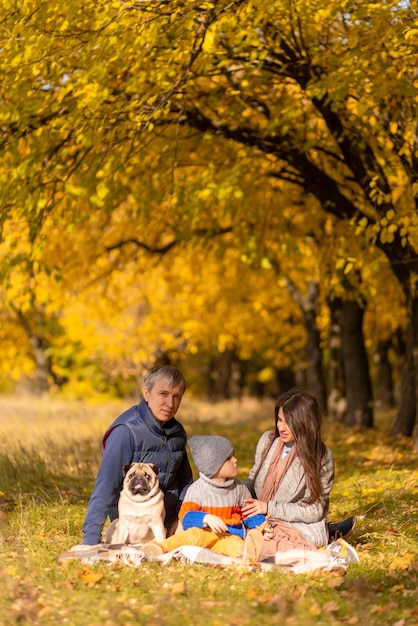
[82,399,192,545]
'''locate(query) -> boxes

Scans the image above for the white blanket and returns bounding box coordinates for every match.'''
[59,543,344,573]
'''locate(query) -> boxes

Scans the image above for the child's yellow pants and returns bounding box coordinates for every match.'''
[156,527,244,558]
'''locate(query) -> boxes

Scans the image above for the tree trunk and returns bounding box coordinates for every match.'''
[28,334,51,394]
[13,307,51,394]
[341,299,374,427]
[275,367,297,395]
[326,297,347,421]
[207,349,235,400]
[390,293,417,438]
[414,294,418,448]
[374,339,395,410]
[303,282,327,412]
[284,279,327,411]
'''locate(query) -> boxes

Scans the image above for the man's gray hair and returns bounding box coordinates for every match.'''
[143,365,186,393]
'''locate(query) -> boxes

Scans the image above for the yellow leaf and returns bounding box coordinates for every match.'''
[65,183,86,197]
[404,27,418,41]
[96,182,110,200]
[170,581,187,595]
[5,566,17,577]
[309,602,322,616]
[203,30,216,54]
[79,568,104,585]
[198,188,213,199]
[10,53,23,68]
[389,553,417,571]
[186,569,207,579]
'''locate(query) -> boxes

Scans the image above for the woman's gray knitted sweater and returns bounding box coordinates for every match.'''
[245,430,334,548]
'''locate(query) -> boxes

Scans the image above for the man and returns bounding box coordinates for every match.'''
[78,365,192,546]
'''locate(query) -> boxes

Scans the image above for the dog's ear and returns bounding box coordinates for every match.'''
[123,463,134,476]
[149,464,160,476]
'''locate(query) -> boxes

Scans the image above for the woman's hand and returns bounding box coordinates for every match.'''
[203,514,227,533]
[241,498,268,518]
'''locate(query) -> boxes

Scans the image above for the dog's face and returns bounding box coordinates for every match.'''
[122,462,160,501]
[107,462,165,544]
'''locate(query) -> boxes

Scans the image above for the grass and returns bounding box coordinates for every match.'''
[0,394,417,626]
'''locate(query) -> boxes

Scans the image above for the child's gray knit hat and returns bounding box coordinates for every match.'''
[188,435,234,478]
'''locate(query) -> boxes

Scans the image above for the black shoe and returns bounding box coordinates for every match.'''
[328,516,356,541]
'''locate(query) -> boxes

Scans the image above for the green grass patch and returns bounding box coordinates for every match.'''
[0,396,417,625]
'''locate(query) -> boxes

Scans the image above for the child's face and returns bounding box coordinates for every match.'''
[214,453,239,479]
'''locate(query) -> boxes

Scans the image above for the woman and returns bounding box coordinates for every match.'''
[242,389,335,557]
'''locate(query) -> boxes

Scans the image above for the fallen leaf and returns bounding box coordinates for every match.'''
[170,580,187,595]
[266,593,289,610]
[389,554,417,571]
[79,568,104,586]
[328,576,345,589]
[309,602,321,616]
[186,568,207,579]
[136,604,155,615]
[323,600,339,613]
[246,586,258,598]
[257,592,274,603]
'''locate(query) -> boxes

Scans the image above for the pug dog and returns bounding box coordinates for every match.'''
[105,462,166,545]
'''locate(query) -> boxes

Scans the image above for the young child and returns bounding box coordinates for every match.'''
[141,435,269,560]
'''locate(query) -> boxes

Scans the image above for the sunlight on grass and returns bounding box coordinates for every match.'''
[0,395,126,453]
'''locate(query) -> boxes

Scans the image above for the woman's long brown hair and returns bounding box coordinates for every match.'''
[274,390,327,504]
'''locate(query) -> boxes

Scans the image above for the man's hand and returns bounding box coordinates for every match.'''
[203,514,228,533]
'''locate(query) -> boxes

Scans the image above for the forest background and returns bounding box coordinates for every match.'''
[0,0,418,444]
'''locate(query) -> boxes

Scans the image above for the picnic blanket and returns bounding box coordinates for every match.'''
[58,543,343,574]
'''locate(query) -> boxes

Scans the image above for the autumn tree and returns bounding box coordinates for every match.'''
[0,0,416,436]
[162,0,417,433]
